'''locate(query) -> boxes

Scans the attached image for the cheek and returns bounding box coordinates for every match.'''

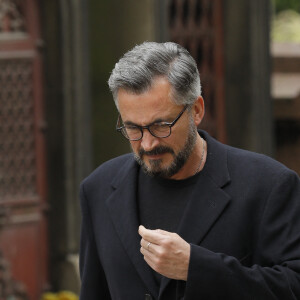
[165,132,183,148]
[130,141,140,153]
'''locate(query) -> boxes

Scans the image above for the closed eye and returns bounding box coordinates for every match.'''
[125,125,140,130]
[152,121,171,126]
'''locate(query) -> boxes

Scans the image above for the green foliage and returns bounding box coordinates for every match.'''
[274,0,300,13]
[272,10,300,42]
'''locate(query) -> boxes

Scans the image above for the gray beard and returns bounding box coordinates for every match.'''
[133,123,198,178]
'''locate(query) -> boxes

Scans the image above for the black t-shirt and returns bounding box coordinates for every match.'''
[138,168,202,285]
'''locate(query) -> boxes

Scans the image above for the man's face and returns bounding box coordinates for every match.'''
[117,77,198,178]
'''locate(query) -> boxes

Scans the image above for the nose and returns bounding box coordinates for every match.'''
[140,129,159,151]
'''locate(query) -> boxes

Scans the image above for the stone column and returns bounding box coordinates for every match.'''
[42,0,92,293]
[224,0,273,155]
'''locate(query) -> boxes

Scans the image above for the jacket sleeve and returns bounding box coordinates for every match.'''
[79,182,112,300]
[184,170,300,300]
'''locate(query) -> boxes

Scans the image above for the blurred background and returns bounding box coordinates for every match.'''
[0,0,299,299]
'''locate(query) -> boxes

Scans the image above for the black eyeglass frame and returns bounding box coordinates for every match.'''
[116,105,189,141]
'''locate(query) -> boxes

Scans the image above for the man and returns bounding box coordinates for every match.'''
[79,42,300,299]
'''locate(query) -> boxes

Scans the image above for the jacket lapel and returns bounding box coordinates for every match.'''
[105,132,232,299]
[105,157,159,299]
[159,131,232,298]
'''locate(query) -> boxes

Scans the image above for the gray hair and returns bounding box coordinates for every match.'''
[108,42,201,109]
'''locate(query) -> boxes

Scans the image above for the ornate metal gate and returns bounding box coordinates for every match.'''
[167,0,226,141]
[0,0,48,299]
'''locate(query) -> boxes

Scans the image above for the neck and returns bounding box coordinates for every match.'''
[170,134,206,180]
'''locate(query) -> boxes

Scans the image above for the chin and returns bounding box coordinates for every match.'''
[146,162,176,178]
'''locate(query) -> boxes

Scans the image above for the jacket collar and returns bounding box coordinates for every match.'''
[107,131,231,299]
[200,130,230,188]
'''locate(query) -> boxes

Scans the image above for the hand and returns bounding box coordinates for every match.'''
[138,225,190,281]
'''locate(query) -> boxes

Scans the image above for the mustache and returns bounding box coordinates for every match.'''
[139,146,174,157]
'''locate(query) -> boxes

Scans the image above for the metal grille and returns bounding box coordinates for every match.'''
[0,59,37,201]
[168,0,225,140]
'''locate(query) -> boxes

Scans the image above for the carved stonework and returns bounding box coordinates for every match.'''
[0,206,28,299]
[0,211,29,300]
[0,59,37,201]
[0,251,29,300]
[0,0,26,33]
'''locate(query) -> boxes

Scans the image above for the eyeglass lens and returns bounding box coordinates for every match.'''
[122,123,171,140]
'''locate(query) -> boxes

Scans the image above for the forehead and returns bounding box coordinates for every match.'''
[117,77,179,124]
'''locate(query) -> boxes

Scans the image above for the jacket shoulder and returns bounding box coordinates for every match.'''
[81,153,134,187]
[225,143,295,179]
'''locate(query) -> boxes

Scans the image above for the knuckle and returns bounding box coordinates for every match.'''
[161,238,169,247]
[160,240,166,248]
[157,248,167,259]
[161,237,172,248]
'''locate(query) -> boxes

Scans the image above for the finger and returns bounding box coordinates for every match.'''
[155,228,172,236]
[139,225,172,236]
[142,252,158,272]
[140,244,157,263]
[138,226,160,242]
[139,225,172,243]
[140,247,166,276]
[140,238,158,252]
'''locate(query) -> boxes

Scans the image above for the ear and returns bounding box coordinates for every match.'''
[192,96,205,126]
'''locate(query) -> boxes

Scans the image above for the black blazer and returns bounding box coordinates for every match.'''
[80,131,300,300]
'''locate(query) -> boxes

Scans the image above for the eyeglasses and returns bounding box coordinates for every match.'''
[116,105,188,141]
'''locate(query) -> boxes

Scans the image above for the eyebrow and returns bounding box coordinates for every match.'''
[123,117,167,127]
